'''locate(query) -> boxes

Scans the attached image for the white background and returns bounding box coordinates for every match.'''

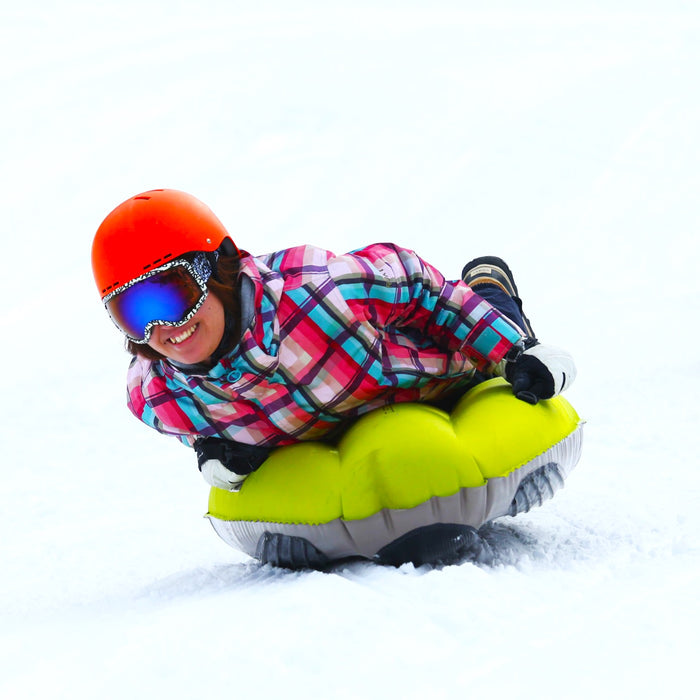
[1,2,699,698]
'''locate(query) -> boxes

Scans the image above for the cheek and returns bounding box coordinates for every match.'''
[201,294,226,339]
[146,327,168,351]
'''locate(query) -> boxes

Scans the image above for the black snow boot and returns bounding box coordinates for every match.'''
[461,255,537,339]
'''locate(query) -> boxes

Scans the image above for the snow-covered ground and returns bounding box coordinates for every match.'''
[2,2,699,698]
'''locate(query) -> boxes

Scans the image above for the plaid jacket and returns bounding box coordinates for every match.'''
[126,243,523,447]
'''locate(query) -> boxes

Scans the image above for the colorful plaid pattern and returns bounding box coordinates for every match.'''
[127,243,523,447]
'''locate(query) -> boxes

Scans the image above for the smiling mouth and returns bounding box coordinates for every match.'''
[168,324,198,345]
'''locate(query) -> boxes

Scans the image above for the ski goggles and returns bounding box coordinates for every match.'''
[104,253,213,344]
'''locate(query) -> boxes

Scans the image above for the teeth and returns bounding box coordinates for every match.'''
[169,324,197,344]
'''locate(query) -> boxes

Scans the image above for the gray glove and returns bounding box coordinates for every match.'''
[194,438,271,491]
[497,342,576,404]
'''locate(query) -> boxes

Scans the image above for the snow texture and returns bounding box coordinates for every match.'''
[1,2,699,698]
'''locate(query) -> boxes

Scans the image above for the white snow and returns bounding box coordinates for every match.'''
[2,2,699,698]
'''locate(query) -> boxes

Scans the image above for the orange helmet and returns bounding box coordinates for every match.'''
[91,189,238,300]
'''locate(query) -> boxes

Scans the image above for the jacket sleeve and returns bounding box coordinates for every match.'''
[126,356,195,446]
[333,243,524,369]
[126,354,298,448]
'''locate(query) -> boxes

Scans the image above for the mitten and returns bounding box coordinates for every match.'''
[497,342,576,404]
[194,437,271,491]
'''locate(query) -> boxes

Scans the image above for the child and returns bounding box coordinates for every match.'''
[92,189,576,492]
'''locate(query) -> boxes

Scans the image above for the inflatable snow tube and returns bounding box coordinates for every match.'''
[206,378,583,568]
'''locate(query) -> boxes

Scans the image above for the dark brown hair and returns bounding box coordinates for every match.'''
[125,253,242,360]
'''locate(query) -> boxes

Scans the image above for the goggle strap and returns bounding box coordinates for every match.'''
[192,251,216,282]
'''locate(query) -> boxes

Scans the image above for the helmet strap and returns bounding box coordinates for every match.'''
[218,238,238,257]
[210,238,239,282]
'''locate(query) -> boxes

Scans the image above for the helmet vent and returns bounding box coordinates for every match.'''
[101,252,174,295]
[142,252,173,271]
[134,195,151,201]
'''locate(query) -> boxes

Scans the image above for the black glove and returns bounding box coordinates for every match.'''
[194,437,271,491]
[499,342,576,404]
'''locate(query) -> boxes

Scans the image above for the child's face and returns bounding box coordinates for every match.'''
[146,292,225,365]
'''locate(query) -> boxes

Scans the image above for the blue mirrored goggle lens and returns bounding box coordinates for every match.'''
[106,265,205,342]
